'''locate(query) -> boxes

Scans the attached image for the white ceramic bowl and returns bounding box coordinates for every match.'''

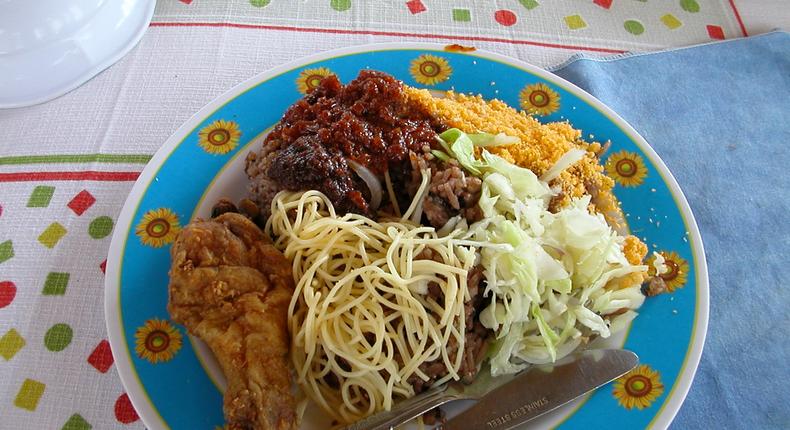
[0,0,155,108]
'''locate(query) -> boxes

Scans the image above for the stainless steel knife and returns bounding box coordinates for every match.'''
[346,349,638,430]
[440,349,638,430]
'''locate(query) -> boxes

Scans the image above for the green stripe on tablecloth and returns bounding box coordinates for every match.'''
[0,154,153,165]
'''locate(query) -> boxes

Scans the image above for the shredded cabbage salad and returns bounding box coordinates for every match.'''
[435,129,650,376]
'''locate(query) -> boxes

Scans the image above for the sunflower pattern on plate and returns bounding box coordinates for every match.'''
[135,208,181,248]
[613,364,665,410]
[519,83,560,116]
[648,251,689,292]
[198,120,241,155]
[296,67,335,94]
[109,49,703,429]
[409,54,452,85]
[605,150,648,187]
[134,319,183,364]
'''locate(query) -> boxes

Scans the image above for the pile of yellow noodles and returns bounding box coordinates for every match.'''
[266,190,480,424]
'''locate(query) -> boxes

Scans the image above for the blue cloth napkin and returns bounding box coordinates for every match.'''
[551,31,790,430]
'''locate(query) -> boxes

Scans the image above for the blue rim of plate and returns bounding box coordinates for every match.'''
[105,43,709,430]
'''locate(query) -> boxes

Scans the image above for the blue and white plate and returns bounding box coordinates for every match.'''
[105,43,709,430]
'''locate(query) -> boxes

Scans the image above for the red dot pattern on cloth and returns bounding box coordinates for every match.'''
[100,260,107,274]
[594,0,613,9]
[494,10,517,26]
[114,393,139,424]
[67,190,96,216]
[406,0,426,14]
[0,281,16,308]
[706,24,725,39]
[87,339,114,373]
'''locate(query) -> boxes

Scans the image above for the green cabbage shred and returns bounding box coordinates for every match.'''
[435,129,647,375]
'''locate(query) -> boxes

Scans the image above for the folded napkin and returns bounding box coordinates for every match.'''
[552,31,790,430]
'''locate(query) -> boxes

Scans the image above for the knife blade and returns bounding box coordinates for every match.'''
[440,349,638,430]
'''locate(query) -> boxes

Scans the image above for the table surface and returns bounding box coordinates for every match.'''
[1,1,788,429]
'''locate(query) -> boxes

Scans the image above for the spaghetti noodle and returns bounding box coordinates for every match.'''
[266,190,491,424]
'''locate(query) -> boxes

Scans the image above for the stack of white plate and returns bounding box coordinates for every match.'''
[0,0,155,108]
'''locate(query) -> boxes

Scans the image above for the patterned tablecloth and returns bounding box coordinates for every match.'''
[0,1,787,429]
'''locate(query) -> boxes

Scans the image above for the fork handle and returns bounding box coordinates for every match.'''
[345,385,455,430]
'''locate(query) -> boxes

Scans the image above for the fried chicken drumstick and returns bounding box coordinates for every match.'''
[168,212,297,430]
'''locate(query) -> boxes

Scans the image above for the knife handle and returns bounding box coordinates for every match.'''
[345,384,455,430]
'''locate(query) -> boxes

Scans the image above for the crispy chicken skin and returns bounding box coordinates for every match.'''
[168,213,297,430]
